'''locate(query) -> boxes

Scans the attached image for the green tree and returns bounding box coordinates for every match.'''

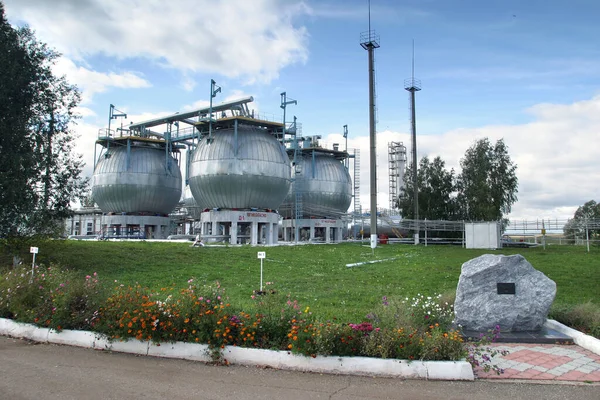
[397,156,457,220]
[456,138,518,224]
[563,200,600,244]
[0,3,88,240]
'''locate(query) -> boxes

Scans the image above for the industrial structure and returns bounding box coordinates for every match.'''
[405,41,421,244]
[91,104,183,239]
[360,1,380,249]
[66,81,360,245]
[279,137,353,243]
[388,141,407,210]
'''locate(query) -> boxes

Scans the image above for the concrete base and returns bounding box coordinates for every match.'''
[281,218,345,243]
[545,319,600,355]
[200,210,280,245]
[101,215,171,239]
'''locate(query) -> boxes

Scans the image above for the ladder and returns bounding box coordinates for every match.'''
[353,149,361,215]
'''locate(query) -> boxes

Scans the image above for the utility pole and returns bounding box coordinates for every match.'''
[404,41,421,244]
[360,0,380,250]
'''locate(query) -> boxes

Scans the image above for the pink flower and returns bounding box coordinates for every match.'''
[206,299,211,303]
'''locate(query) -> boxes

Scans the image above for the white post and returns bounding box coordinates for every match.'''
[257,251,266,292]
[586,220,590,253]
[29,246,39,283]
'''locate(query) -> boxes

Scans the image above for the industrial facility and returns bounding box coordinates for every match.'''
[64,10,416,246]
[66,87,366,245]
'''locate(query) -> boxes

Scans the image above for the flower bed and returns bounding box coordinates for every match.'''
[0,265,503,373]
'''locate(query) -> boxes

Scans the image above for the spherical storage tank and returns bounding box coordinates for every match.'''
[92,146,182,214]
[182,185,202,219]
[188,128,290,210]
[280,153,352,218]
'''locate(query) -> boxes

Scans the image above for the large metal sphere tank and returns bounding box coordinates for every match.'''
[280,153,352,218]
[182,185,202,219]
[188,128,290,209]
[92,145,182,214]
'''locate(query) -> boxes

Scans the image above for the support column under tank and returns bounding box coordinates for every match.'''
[200,210,280,246]
[231,221,238,244]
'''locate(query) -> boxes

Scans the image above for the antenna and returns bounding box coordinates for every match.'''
[368,0,371,33]
[412,39,415,79]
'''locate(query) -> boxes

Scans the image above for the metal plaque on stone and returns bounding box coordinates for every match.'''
[497,282,516,295]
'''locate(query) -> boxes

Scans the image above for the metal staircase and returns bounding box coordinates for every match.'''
[353,149,361,215]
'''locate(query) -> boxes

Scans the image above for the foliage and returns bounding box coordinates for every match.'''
[0,264,104,330]
[397,156,457,222]
[0,263,504,364]
[456,138,518,226]
[0,4,88,239]
[464,326,510,375]
[550,302,600,339]
[96,281,233,346]
[249,286,306,350]
[563,200,600,244]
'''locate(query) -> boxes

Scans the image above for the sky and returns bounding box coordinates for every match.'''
[4,0,600,221]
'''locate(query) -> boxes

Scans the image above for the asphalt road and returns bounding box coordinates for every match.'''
[0,336,598,400]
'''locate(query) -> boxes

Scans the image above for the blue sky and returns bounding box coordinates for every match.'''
[5,0,600,220]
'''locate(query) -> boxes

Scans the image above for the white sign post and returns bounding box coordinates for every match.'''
[30,246,39,283]
[257,251,266,292]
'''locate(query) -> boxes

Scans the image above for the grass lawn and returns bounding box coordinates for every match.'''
[13,240,600,321]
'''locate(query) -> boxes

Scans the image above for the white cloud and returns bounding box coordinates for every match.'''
[53,57,151,104]
[6,0,309,84]
[325,96,600,221]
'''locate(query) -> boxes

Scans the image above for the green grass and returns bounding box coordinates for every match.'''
[7,240,599,321]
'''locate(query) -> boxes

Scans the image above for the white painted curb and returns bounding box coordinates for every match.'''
[0,318,473,380]
[148,341,211,362]
[0,319,49,342]
[545,319,600,355]
[48,329,96,348]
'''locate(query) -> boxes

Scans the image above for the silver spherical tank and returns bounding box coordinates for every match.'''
[188,128,290,210]
[280,153,352,218]
[92,145,182,214]
[182,185,202,219]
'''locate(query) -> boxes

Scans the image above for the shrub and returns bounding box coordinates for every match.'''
[248,288,302,350]
[0,265,103,330]
[0,266,522,369]
[96,280,235,345]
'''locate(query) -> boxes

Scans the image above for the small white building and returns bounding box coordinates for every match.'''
[64,207,103,237]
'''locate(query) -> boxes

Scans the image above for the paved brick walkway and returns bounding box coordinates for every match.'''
[474,343,600,382]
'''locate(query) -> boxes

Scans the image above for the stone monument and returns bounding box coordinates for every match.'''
[454,254,556,332]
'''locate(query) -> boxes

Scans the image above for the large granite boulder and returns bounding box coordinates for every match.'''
[454,254,556,332]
